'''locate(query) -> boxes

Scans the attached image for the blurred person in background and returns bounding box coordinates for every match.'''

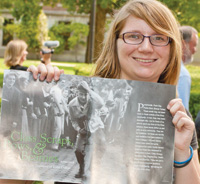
[178,26,199,111]
[4,39,52,71]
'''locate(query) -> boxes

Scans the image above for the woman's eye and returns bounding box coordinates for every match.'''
[129,34,139,39]
[154,36,165,41]
[156,37,163,40]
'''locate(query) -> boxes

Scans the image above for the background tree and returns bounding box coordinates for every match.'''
[61,0,127,63]
[1,0,48,52]
[161,0,200,33]
[1,0,200,62]
[49,22,89,61]
[62,0,200,63]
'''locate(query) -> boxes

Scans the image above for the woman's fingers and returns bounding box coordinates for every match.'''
[168,98,195,150]
[172,111,193,131]
[44,64,55,82]
[53,66,63,81]
[167,98,186,116]
[168,98,194,133]
[27,65,39,80]
[37,63,48,81]
[27,63,63,82]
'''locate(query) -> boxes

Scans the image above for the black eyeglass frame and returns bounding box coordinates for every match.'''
[118,32,172,47]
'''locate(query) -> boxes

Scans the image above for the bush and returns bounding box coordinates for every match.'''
[0,73,3,88]
[74,64,94,76]
[49,22,89,54]
[189,93,200,119]
[33,182,43,184]
[187,65,200,119]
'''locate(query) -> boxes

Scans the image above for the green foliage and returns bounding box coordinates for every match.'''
[160,0,200,31]
[67,23,89,48]
[187,65,200,119]
[33,181,43,184]
[100,0,127,9]
[61,0,91,13]
[18,24,41,51]
[189,93,200,120]
[2,24,18,42]
[37,10,49,44]
[61,0,126,14]
[48,23,70,53]
[188,65,200,94]
[11,1,42,51]
[0,59,5,88]
[0,73,3,88]
[74,64,94,76]
[1,0,48,52]
[0,0,13,9]
[49,22,89,53]
[12,0,41,21]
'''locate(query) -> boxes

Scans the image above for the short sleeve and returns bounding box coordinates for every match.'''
[190,129,198,150]
[186,109,199,150]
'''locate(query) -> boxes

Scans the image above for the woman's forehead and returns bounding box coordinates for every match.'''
[120,16,158,35]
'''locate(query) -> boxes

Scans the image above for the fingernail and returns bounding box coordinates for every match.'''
[54,76,59,81]
[40,76,45,81]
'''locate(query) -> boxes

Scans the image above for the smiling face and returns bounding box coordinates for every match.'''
[117,16,170,82]
[78,91,88,105]
[6,75,16,88]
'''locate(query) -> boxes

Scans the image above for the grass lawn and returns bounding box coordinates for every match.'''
[1,58,200,91]
[187,65,200,94]
[0,58,94,87]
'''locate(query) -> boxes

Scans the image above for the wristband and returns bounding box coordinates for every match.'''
[174,159,191,168]
[174,146,193,168]
[41,59,45,64]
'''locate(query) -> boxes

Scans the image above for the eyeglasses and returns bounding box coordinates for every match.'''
[118,32,171,46]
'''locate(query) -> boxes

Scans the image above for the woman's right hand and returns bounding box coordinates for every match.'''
[27,63,64,82]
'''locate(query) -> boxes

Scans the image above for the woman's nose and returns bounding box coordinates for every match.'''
[138,37,154,53]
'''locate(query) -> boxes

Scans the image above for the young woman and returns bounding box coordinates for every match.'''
[4,39,52,71]
[27,0,199,183]
[4,40,29,71]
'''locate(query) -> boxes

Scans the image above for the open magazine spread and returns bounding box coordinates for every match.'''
[0,70,176,183]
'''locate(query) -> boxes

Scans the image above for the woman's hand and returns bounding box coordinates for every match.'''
[167,98,195,161]
[40,49,52,65]
[27,63,64,82]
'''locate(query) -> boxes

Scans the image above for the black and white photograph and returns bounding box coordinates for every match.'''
[0,70,176,183]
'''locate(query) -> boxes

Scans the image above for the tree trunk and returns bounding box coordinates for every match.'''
[85,4,107,63]
[93,4,107,63]
[85,31,90,63]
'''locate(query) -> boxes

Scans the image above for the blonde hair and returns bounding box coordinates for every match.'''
[94,0,182,85]
[4,40,27,67]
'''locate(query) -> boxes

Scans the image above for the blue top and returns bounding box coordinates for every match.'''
[177,62,191,110]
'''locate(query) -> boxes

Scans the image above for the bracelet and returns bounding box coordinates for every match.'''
[41,59,45,64]
[174,160,191,168]
[174,146,193,168]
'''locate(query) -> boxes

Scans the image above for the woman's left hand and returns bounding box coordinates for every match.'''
[27,63,64,82]
[167,98,195,152]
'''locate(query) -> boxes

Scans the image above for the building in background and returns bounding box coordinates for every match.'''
[0,4,89,62]
[0,4,199,63]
